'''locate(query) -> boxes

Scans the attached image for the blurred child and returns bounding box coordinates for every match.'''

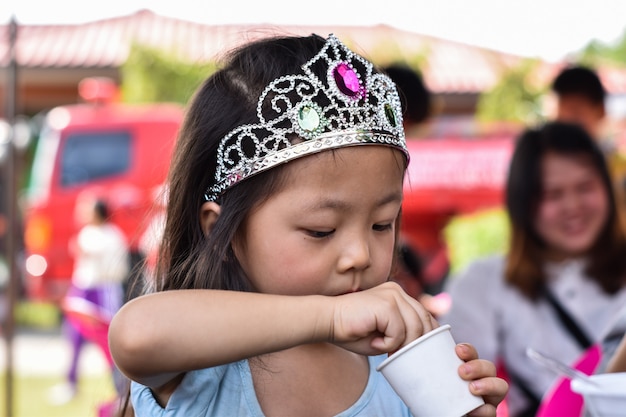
[50,195,129,404]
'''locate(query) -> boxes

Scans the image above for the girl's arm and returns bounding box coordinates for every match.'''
[607,333,626,373]
[109,281,436,387]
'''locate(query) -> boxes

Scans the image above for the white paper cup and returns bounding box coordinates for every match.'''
[571,373,626,417]
[376,324,485,417]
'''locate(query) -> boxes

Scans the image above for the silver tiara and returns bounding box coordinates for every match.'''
[204,33,407,202]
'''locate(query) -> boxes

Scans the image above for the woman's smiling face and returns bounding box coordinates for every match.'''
[533,151,609,259]
[233,146,405,296]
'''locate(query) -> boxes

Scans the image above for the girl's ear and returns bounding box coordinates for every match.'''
[200,202,221,236]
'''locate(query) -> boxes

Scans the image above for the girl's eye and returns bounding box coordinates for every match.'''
[306,229,335,238]
[373,223,393,232]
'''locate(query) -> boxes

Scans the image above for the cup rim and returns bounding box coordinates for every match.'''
[376,324,452,371]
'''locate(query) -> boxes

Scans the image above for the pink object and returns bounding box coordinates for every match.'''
[536,344,603,417]
[61,296,114,366]
[62,297,119,417]
[496,397,509,417]
[333,63,363,98]
[98,400,118,417]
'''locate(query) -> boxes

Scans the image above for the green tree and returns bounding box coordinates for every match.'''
[120,43,217,104]
[476,59,545,124]
[577,28,626,67]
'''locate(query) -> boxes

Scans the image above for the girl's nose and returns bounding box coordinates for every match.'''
[337,234,371,273]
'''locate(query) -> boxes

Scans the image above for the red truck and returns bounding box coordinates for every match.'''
[400,132,516,290]
[402,135,514,254]
[23,78,184,301]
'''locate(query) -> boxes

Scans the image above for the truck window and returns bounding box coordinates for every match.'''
[28,126,61,203]
[61,131,131,187]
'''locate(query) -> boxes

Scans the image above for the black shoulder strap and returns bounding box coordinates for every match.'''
[507,289,594,415]
[543,287,593,350]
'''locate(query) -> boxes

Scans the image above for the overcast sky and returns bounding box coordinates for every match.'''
[2,0,626,61]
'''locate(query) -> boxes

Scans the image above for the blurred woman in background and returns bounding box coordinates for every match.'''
[441,121,626,417]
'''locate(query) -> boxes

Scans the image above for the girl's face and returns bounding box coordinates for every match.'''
[533,151,609,259]
[234,146,405,296]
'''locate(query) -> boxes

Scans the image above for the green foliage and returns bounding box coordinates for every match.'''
[577,28,626,67]
[443,207,510,276]
[371,42,431,71]
[121,43,217,104]
[406,50,430,74]
[476,59,546,124]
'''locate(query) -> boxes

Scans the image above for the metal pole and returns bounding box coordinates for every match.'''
[4,15,18,417]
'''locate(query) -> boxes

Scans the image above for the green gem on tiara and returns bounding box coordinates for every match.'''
[298,106,320,131]
[295,102,326,140]
[384,103,397,127]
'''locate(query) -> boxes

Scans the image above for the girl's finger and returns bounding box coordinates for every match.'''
[467,403,498,417]
[458,359,496,381]
[455,343,478,362]
[397,288,437,337]
[468,377,509,416]
[470,376,509,398]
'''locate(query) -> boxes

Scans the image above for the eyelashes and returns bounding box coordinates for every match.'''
[305,223,393,239]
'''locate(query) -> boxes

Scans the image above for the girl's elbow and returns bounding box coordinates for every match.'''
[109,305,156,380]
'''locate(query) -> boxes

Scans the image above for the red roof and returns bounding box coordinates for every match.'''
[2,9,626,94]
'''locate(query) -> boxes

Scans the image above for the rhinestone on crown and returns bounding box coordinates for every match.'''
[204,34,407,202]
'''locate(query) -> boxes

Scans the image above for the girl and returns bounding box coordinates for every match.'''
[442,122,626,417]
[109,33,507,416]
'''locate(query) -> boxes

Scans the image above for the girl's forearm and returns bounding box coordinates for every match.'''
[109,290,333,384]
[607,335,626,373]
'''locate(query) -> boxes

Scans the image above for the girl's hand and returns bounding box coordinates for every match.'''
[456,343,509,417]
[328,281,439,355]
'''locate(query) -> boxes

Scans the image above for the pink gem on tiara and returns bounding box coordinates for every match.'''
[333,62,364,99]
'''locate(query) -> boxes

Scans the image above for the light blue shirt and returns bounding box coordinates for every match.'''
[131,354,413,416]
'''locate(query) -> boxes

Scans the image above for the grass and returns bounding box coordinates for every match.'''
[0,373,118,417]
[14,301,62,329]
[1,300,118,416]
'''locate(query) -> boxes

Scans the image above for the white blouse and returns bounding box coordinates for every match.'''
[72,223,129,288]
[440,255,626,416]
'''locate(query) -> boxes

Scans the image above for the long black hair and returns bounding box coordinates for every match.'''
[154,34,337,293]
